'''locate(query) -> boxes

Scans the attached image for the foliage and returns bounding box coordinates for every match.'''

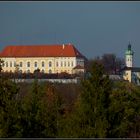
[0,76,20,137]
[59,61,112,138]
[0,76,63,138]
[0,58,140,138]
[87,54,124,74]
[108,81,140,138]
[18,80,63,138]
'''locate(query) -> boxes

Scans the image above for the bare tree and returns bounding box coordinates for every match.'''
[86,54,124,75]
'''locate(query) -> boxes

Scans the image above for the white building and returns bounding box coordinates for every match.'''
[0,44,87,74]
[122,43,140,84]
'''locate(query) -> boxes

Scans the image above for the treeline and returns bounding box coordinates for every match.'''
[1,72,80,79]
[86,53,125,74]
[0,59,140,138]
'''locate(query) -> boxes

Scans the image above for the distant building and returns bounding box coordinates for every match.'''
[0,44,87,74]
[121,43,140,85]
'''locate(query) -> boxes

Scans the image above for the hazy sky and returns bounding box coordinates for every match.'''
[0,1,140,66]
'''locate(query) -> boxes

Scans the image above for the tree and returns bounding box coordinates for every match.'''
[86,57,102,73]
[19,80,63,138]
[0,75,20,137]
[87,54,125,75]
[108,81,140,138]
[60,61,112,138]
[101,54,124,74]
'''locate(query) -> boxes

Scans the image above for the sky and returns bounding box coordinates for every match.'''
[0,1,140,66]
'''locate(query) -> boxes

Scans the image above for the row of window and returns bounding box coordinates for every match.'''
[24,69,51,73]
[127,58,132,61]
[4,61,74,68]
[6,69,71,74]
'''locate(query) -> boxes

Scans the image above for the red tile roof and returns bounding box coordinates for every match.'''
[0,44,85,58]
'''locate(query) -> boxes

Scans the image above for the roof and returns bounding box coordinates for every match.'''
[0,44,85,58]
[125,43,134,55]
[120,66,140,72]
[73,65,84,69]
[108,74,123,80]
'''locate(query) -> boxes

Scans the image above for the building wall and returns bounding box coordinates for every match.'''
[76,58,84,66]
[1,57,84,74]
[123,70,132,82]
[125,54,133,67]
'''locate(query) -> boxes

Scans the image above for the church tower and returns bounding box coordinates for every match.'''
[125,43,134,67]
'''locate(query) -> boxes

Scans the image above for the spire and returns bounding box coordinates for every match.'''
[125,42,134,56]
[128,42,131,51]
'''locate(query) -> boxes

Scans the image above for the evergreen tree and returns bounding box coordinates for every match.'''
[60,61,112,138]
[108,81,140,138]
[19,80,63,138]
[0,75,20,137]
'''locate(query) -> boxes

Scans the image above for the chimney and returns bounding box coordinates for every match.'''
[63,44,65,49]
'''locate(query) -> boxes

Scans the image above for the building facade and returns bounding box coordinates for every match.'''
[0,44,86,74]
[123,43,134,82]
[122,43,140,84]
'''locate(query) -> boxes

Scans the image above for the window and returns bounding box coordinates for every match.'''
[68,62,70,67]
[27,62,30,67]
[20,62,22,67]
[64,61,66,67]
[34,62,37,67]
[49,69,52,74]
[6,62,8,67]
[71,61,73,67]
[42,69,45,73]
[56,62,59,67]
[14,62,16,67]
[19,70,22,73]
[3,62,5,67]
[49,61,52,67]
[10,62,12,67]
[61,61,63,67]
[27,70,30,73]
[42,61,45,67]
